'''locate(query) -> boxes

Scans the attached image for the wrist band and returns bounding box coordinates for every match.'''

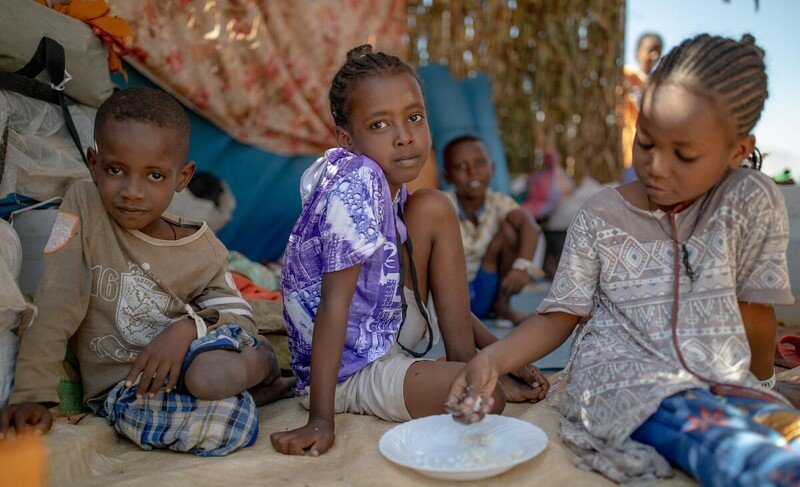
[760,372,776,390]
[184,304,207,339]
[511,257,546,279]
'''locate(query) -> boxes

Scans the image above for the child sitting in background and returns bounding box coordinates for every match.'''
[443,136,543,325]
[446,34,800,485]
[0,88,292,456]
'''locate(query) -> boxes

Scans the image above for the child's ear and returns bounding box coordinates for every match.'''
[176,161,196,192]
[335,126,353,151]
[729,135,756,169]
[87,145,99,185]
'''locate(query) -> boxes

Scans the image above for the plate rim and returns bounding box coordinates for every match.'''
[378,414,548,474]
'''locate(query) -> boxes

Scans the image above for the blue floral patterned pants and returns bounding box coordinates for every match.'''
[632,388,800,487]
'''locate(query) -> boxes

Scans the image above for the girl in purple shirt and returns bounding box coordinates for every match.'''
[275,45,549,456]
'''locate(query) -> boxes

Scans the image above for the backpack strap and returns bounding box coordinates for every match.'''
[0,37,87,166]
[15,37,68,89]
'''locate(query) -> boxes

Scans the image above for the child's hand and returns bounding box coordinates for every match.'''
[0,403,53,439]
[270,417,334,456]
[445,354,498,424]
[500,364,550,403]
[500,269,529,296]
[124,318,197,398]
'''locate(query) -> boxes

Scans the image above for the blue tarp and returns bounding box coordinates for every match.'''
[418,64,510,195]
[115,67,316,262]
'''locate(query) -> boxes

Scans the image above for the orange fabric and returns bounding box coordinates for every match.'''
[43,0,134,77]
[0,436,46,487]
[232,273,281,302]
[622,65,647,168]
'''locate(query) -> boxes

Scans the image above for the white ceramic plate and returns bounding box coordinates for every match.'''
[379,414,548,481]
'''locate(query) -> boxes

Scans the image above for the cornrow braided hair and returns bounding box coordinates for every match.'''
[650,34,768,170]
[329,44,419,129]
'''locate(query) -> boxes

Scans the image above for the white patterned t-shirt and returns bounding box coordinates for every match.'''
[537,168,794,481]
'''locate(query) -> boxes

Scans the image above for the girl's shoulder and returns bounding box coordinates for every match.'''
[575,185,623,218]
[327,148,384,180]
[307,149,389,205]
[718,168,785,211]
[324,151,389,197]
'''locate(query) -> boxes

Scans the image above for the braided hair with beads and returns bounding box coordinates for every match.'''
[328,44,420,130]
[649,33,768,170]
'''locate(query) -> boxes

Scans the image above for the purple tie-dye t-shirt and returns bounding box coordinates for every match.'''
[281,148,407,392]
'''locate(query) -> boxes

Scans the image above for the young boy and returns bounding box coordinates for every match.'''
[443,136,542,325]
[0,88,292,456]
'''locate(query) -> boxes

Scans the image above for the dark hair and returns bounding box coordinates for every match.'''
[442,135,483,168]
[649,34,768,170]
[95,87,191,158]
[329,44,419,129]
[636,32,664,51]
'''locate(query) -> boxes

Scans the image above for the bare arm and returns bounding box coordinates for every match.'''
[739,301,776,381]
[505,208,540,262]
[482,311,579,374]
[308,265,361,422]
[471,313,553,403]
[446,311,580,422]
[270,264,360,456]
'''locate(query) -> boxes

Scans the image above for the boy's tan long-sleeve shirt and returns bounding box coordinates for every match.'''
[10,180,256,412]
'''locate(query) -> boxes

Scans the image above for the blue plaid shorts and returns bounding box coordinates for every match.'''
[101,325,260,457]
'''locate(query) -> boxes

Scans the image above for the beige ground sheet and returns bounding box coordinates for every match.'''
[45,399,694,486]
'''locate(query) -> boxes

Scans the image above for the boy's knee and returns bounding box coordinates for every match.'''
[184,348,266,400]
[183,366,216,399]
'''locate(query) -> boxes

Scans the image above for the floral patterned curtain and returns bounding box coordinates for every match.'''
[108,0,407,155]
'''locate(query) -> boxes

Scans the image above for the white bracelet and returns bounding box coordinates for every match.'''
[511,257,545,279]
[184,304,207,339]
[760,372,776,390]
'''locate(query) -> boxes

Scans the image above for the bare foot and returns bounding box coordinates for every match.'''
[498,374,546,403]
[493,299,529,326]
[250,376,296,406]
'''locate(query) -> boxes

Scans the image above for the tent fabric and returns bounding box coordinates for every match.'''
[116,66,314,262]
[107,0,406,155]
[42,398,694,486]
[418,64,511,195]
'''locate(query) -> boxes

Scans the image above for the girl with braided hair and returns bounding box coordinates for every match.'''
[445,34,800,485]
[273,45,549,456]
